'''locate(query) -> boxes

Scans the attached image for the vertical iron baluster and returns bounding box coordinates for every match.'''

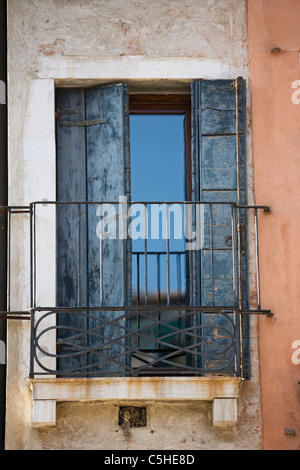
[237,208,243,311]
[7,207,11,312]
[177,253,182,333]
[144,206,148,306]
[189,243,193,307]
[122,238,126,309]
[166,204,170,307]
[78,203,81,307]
[33,203,36,308]
[254,208,261,311]
[231,203,238,308]
[157,253,161,348]
[29,309,35,378]
[136,253,140,307]
[234,306,241,376]
[157,253,160,306]
[99,203,103,308]
[30,204,33,309]
[177,253,181,306]
[136,253,140,347]
[120,199,127,308]
[209,203,215,306]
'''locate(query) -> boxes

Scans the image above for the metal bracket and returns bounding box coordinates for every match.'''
[0,206,30,215]
[239,309,273,317]
[0,311,30,320]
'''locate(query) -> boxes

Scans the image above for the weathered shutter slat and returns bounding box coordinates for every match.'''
[191,79,249,376]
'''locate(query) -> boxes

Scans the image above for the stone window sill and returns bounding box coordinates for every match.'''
[30,376,241,428]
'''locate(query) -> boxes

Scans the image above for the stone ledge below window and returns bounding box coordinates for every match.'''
[29,376,241,428]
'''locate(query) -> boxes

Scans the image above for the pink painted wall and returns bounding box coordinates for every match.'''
[248,0,300,450]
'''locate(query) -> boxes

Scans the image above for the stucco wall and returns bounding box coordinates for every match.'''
[32,397,260,451]
[5,0,263,450]
[248,0,300,450]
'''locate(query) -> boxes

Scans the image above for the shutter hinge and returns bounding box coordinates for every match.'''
[232,77,243,89]
[237,223,246,254]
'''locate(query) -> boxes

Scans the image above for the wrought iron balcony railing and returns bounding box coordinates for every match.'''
[0,200,272,378]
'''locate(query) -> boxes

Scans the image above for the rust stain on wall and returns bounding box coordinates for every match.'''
[124,36,144,55]
[39,38,65,56]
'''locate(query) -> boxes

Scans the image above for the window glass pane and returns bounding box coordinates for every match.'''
[130,114,186,307]
[130,114,186,253]
[130,114,185,202]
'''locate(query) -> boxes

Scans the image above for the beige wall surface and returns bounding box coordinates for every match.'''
[5,0,263,450]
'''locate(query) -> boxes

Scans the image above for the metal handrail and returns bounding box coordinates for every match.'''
[0,201,272,378]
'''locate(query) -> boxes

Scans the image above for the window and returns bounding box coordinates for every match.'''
[43,79,250,377]
[129,96,190,370]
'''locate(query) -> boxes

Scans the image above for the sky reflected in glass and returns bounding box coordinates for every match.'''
[130,114,187,305]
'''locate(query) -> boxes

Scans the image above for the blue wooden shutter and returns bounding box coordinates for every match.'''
[191,79,249,376]
[56,84,131,376]
[56,88,88,374]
